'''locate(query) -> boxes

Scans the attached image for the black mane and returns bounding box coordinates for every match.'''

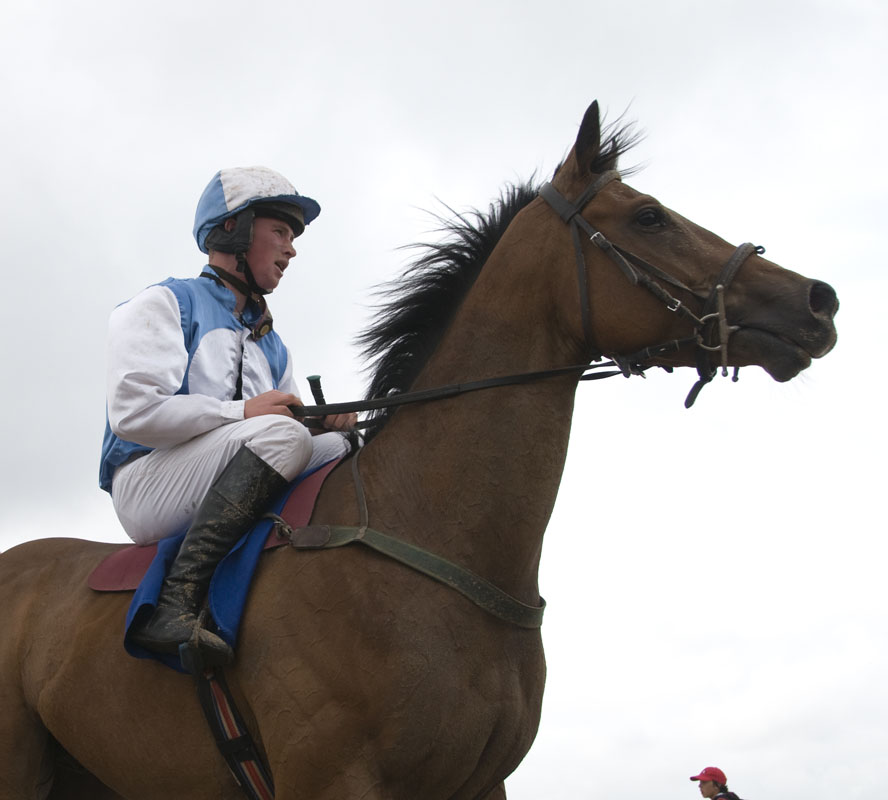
[357,117,638,440]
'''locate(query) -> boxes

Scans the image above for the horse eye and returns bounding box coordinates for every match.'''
[636,207,666,227]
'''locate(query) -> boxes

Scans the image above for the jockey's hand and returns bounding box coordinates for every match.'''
[321,412,357,432]
[245,390,304,419]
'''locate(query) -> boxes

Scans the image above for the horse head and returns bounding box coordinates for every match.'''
[543,101,838,395]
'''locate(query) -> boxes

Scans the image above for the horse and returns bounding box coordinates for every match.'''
[0,100,838,799]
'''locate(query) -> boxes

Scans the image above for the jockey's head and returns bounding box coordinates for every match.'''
[193,166,321,296]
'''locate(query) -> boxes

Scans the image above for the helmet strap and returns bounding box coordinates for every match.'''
[207,263,255,299]
[202,266,274,339]
[234,252,271,297]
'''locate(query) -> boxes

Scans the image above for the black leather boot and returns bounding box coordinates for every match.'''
[130,445,289,665]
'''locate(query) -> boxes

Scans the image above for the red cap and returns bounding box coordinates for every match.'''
[690,767,727,784]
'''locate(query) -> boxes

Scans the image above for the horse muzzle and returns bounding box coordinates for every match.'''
[727,278,839,381]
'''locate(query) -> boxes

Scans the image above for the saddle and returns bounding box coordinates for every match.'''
[89,459,340,672]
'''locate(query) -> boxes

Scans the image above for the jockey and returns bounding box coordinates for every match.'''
[100,166,356,665]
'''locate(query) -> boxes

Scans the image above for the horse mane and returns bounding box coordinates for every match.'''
[357,117,639,441]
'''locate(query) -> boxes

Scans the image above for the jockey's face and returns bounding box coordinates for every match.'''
[247,216,297,293]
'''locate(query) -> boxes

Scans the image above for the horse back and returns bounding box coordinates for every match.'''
[0,537,125,599]
[0,538,128,696]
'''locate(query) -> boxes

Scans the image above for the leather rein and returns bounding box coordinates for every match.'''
[291,169,763,427]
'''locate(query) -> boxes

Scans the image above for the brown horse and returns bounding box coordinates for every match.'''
[0,101,837,799]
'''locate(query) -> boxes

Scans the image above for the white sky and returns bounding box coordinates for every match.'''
[1,1,886,797]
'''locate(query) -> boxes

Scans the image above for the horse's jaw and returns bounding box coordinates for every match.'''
[729,324,837,382]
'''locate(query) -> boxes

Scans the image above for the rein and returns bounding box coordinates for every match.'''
[291,359,633,428]
[293,171,763,429]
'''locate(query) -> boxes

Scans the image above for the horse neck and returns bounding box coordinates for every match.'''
[358,226,582,601]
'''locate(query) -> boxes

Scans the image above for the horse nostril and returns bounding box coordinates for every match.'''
[809,281,839,319]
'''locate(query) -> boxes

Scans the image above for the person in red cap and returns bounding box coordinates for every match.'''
[690,766,743,799]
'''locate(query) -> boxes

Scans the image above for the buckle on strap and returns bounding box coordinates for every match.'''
[589,230,609,248]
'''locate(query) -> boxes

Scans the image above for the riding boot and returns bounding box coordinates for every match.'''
[130,445,289,665]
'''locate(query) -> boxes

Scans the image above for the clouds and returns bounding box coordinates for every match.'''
[1,1,885,798]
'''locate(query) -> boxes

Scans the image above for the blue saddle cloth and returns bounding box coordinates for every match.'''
[123,463,329,673]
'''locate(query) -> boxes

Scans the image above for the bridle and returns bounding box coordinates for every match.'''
[538,169,764,407]
[290,171,764,424]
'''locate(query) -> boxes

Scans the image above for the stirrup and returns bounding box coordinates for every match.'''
[179,640,207,675]
[179,609,233,674]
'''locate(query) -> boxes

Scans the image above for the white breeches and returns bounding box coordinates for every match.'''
[111,416,348,545]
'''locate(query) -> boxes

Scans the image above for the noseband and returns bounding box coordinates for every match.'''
[539,171,764,407]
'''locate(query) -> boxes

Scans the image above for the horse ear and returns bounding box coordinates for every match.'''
[574,101,602,175]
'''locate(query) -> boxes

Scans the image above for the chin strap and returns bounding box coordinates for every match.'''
[205,264,256,299]
[201,267,274,340]
[235,253,272,297]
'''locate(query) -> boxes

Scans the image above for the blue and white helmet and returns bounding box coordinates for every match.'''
[193,166,321,254]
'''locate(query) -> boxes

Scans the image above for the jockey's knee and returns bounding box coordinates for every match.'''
[243,416,313,481]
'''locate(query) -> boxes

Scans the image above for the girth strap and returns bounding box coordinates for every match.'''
[191,666,275,800]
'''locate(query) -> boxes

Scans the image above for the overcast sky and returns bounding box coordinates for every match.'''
[2,1,886,798]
